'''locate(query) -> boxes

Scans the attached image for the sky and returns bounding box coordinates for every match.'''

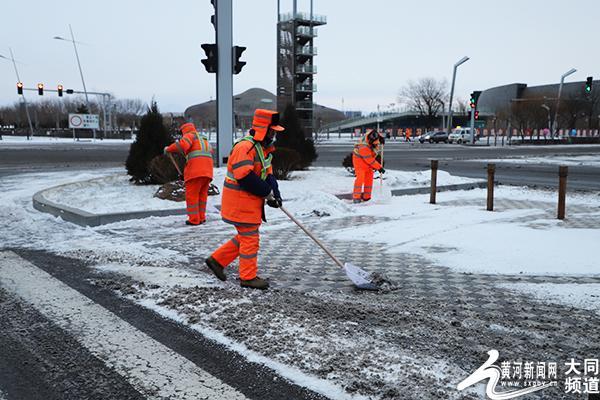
[1,0,598,113]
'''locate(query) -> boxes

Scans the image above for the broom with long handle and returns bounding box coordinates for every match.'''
[167,152,183,179]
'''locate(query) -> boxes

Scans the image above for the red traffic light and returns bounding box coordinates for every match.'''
[17,82,23,95]
[57,84,63,97]
[37,83,44,95]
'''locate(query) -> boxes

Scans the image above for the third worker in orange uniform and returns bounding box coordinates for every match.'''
[352,129,384,203]
[164,122,214,225]
[204,109,284,290]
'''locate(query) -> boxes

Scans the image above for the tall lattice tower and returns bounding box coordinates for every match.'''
[277,0,326,136]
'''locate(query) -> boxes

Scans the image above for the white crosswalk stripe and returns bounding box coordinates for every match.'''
[0,251,248,400]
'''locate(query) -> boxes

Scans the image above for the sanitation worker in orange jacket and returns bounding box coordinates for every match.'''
[164,122,214,225]
[352,129,384,203]
[204,109,284,290]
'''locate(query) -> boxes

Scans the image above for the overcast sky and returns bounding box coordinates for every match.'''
[1,0,598,113]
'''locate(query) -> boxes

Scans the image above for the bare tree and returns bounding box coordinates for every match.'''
[398,77,448,129]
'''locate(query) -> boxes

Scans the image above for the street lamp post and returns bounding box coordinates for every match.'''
[0,49,35,139]
[541,104,551,132]
[54,24,95,140]
[552,68,577,138]
[446,56,469,135]
[438,99,445,130]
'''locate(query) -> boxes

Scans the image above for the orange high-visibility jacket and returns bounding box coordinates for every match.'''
[352,137,382,171]
[221,138,274,225]
[166,131,214,181]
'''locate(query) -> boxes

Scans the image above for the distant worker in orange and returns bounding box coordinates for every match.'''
[405,127,412,142]
[352,129,384,203]
[164,122,214,225]
[205,109,284,290]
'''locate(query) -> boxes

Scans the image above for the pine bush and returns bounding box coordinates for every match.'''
[125,101,173,184]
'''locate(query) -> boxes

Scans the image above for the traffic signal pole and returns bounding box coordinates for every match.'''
[215,0,234,166]
[8,48,34,140]
[469,106,475,145]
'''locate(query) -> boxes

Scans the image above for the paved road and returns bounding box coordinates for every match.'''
[0,141,130,177]
[315,142,600,191]
[1,140,599,190]
[0,250,327,400]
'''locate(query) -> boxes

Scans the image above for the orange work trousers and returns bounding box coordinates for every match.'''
[185,177,210,224]
[353,168,374,201]
[211,224,260,280]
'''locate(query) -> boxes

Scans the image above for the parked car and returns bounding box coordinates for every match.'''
[448,127,479,144]
[419,131,448,143]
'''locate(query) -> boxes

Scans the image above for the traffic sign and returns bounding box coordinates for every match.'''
[69,113,100,129]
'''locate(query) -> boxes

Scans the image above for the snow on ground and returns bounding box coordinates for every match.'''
[37,166,479,216]
[3,166,600,399]
[488,154,600,167]
[0,169,188,267]
[329,186,600,276]
[498,282,600,315]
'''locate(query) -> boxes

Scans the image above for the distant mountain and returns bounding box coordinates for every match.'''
[184,87,345,131]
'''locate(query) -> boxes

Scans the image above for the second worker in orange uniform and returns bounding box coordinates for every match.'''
[352,129,385,203]
[204,109,285,290]
[164,122,214,225]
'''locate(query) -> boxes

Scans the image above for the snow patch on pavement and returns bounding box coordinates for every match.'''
[489,154,600,167]
[498,283,600,315]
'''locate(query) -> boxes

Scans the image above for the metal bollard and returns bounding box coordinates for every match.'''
[487,163,495,211]
[430,160,438,204]
[558,166,568,220]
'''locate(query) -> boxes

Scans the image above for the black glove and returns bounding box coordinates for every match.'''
[267,197,282,208]
[379,167,386,174]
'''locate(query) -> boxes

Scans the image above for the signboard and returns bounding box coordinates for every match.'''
[69,113,99,129]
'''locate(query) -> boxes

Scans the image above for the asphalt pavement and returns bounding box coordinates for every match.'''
[315,141,600,191]
[1,139,598,190]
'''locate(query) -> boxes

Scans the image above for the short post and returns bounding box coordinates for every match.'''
[557,165,568,220]
[430,159,438,204]
[487,163,495,211]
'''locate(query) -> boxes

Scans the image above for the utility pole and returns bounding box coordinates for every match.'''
[3,49,35,139]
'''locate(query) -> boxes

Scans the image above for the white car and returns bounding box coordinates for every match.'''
[448,128,478,144]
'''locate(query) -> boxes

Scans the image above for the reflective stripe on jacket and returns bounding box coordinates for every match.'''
[166,131,214,181]
[221,136,274,225]
[352,137,382,171]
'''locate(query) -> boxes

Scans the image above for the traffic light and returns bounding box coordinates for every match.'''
[17,82,23,95]
[37,83,44,96]
[233,46,246,74]
[469,91,482,109]
[474,110,480,120]
[201,43,218,73]
[57,84,63,97]
[66,89,74,94]
[585,76,593,94]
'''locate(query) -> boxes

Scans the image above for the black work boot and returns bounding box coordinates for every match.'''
[240,276,269,290]
[205,257,227,281]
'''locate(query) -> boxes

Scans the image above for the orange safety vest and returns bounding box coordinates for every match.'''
[352,137,382,171]
[221,136,274,225]
[166,131,214,181]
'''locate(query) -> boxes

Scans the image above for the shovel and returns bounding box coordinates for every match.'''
[279,205,381,291]
[167,152,184,179]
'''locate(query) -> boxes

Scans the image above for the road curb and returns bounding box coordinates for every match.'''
[32,180,186,227]
[335,180,487,200]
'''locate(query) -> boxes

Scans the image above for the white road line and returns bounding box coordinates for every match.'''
[0,251,248,400]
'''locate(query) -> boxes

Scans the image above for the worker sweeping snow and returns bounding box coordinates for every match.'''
[204,109,284,290]
[352,129,385,203]
[164,122,214,226]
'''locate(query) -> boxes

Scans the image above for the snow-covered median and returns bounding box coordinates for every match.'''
[38,167,478,216]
